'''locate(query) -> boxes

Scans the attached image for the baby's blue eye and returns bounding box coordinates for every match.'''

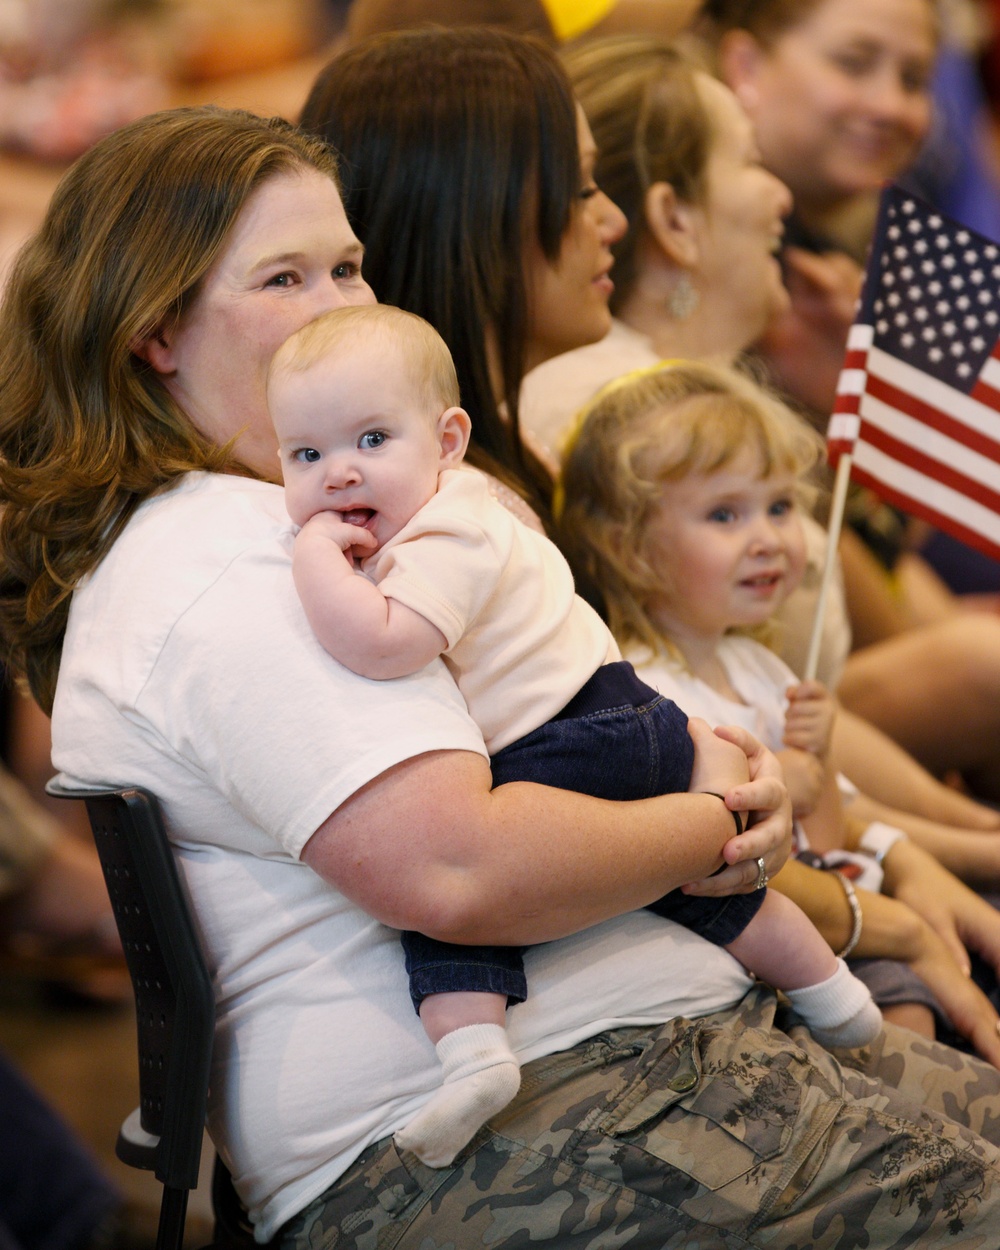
[294,448,321,463]
[359,430,386,449]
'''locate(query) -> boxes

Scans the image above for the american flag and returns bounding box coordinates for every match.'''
[827,185,1000,561]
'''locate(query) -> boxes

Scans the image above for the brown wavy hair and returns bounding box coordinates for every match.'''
[562,35,712,315]
[0,106,341,712]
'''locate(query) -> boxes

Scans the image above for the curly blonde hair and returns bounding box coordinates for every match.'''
[557,359,824,656]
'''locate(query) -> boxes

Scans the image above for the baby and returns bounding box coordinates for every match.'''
[267,304,880,1168]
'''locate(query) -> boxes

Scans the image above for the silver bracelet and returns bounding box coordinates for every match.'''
[834,872,863,960]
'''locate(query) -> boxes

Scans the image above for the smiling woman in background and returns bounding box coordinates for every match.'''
[700,0,937,261]
[692,0,936,418]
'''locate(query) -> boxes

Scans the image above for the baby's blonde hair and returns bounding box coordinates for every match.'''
[557,359,824,655]
[270,304,461,415]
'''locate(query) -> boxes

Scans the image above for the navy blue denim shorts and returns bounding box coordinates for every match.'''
[402,661,764,1009]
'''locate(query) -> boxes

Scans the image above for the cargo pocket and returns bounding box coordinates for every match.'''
[583,1017,808,1194]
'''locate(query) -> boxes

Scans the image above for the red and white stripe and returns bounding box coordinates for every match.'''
[827,325,1000,560]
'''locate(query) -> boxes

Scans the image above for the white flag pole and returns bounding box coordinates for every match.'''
[803,451,854,681]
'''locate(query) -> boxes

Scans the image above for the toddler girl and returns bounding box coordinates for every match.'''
[558,358,942,1035]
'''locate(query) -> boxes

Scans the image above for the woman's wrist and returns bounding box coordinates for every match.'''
[851,889,924,962]
[699,792,744,836]
[832,872,863,959]
[877,834,929,896]
[858,821,908,867]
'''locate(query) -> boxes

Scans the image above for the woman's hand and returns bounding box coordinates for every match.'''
[907,919,1000,1070]
[757,245,863,416]
[684,721,792,897]
[881,839,1000,981]
[867,840,1000,1067]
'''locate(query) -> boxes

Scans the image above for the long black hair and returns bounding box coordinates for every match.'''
[300,26,581,516]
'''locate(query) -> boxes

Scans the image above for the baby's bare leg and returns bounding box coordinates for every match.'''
[419,990,506,1041]
[395,991,520,1168]
[728,888,838,989]
[726,890,881,1048]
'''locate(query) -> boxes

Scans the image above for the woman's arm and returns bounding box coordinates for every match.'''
[848,791,1000,888]
[769,856,1000,1067]
[838,528,912,648]
[831,706,1000,830]
[301,721,791,945]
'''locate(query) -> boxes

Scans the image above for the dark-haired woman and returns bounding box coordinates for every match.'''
[301,26,631,531]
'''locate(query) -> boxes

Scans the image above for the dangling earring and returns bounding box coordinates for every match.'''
[669,274,699,321]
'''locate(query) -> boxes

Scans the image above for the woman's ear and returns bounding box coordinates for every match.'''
[717,29,765,114]
[643,181,700,270]
[129,328,176,375]
[438,406,472,467]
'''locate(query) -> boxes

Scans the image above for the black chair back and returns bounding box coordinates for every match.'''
[47,782,215,1250]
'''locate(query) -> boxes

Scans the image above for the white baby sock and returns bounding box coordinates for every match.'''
[394,1023,521,1167]
[784,958,883,1049]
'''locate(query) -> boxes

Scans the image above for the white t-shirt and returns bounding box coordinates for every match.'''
[365,468,617,752]
[51,472,752,1242]
[629,636,796,750]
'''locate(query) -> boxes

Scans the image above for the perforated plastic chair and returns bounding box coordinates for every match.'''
[46,781,218,1250]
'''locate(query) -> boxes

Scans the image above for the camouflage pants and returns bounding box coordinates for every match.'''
[280,986,1000,1249]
